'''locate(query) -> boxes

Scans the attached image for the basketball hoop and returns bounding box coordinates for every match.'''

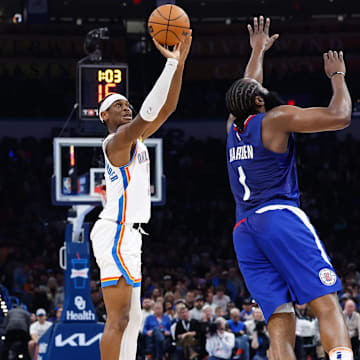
[94,184,106,207]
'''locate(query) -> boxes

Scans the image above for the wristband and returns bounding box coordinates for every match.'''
[330,71,345,78]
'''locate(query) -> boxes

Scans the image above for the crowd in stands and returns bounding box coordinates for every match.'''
[0,128,360,359]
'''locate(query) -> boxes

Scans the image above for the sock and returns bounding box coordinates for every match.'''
[119,287,142,360]
[329,347,353,360]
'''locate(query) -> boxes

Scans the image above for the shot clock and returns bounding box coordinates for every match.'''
[77,63,129,121]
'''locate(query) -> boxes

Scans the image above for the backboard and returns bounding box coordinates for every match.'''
[52,137,164,206]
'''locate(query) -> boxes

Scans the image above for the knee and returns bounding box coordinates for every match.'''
[108,312,130,333]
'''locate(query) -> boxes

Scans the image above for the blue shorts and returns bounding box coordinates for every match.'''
[233,204,341,322]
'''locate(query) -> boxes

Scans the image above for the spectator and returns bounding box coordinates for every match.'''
[206,317,235,360]
[244,307,264,341]
[143,301,171,360]
[205,290,218,314]
[228,308,249,360]
[185,291,195,310]
[294,304,319,360]
[1,304,31,360]
[251,317,269,360]
[240,299,254,322]
[226,267,245,302]
[28,308,52,359]
[344,299,360,359]
[213,286,230,314]
[190,295,205,321]
[215,306,225,319]
[140,298,154,332]
[202,304,216,324]
[164,300,175,321]
[175,304,201,359]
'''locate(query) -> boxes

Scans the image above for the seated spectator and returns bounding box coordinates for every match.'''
[206,317,235,360]
[165,300,175,321]
[213,286,231,314]
[143,301,171,360]
[225,302,235,319]
[205,290,218,315]
[190,295,205,321]
[343,299,360,359]
[244,307,263,341]
[202,304,216,324]
[228,308,249,360]
[140,298,154,332]
[215,305,225,319]
[2,304,30,360]
[240,299,253,322]
[294,304,319,360]
[28,308,52,359]
[185,291,195,310]
[175,304,201,359]
[251,318,269,360]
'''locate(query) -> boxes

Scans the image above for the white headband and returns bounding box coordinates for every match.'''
[99,93,128,122]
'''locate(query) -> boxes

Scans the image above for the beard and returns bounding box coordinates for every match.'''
[260,90,285,110]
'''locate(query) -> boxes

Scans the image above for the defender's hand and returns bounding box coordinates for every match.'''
[323,50,346,78]
[153,30,192,65]
[248,16,279,52]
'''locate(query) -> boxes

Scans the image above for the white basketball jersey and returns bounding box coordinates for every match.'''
[99,134,151,223]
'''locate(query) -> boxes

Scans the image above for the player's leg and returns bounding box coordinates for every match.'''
[308,293,352,360]
[233,222,297,360]
[267,311,296,360]
[119,286,142,360]
[252,205,351,360]
[101,277,132,360]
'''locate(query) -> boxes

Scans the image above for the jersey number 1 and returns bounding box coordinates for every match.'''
[238,166,250,201]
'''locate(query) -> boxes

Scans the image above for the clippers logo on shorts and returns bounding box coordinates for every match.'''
[337,352,342,359]
[71,258,89,289]
[319,268,337,286]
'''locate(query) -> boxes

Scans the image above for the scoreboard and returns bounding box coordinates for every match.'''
[77,63,129,121]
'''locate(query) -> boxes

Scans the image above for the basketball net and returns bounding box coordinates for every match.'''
[94,184,106,208]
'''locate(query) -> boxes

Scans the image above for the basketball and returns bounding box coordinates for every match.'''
[148,4,190,46]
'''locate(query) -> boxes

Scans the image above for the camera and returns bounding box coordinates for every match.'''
[207,323,218,335]
[255,320,266,333]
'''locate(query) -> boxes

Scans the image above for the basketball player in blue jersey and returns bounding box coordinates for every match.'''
[226,16,352,360]
[90,33,192,360]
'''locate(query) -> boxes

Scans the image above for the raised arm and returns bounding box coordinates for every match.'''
[227,16,278,131]
[244,16,279,84]
[142,32,192,139]
[105,33,191,166]
[266,50,352,134]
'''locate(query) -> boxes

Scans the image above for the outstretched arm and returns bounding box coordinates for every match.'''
[244,16,279,84]
[142,32,192,139]
[267,50,352,134]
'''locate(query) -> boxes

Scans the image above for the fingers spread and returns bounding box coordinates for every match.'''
[247,24,253,35]
[259,16,264,32]
[253,17,258,33]
[264,17,270,34]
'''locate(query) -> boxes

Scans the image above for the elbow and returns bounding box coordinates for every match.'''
[336,113,351,130]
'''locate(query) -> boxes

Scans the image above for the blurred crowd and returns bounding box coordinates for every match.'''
[0,128,359,359]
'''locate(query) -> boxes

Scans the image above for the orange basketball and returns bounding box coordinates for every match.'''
[148,4,190,46]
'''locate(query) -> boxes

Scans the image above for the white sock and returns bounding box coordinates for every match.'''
[329,347,353,360]
[119,287,142,360]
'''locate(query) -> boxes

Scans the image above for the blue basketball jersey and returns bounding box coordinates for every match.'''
[227,113,300,222]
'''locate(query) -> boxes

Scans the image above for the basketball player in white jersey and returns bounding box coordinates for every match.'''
[90,33,192,360]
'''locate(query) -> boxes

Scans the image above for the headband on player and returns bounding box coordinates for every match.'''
[99,93,128,122]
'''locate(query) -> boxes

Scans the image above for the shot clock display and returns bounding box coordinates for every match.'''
[78,63,128,121]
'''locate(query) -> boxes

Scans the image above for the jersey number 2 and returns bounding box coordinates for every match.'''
[238,166,250,201]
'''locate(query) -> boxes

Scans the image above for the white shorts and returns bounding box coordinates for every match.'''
[90,219,142,288]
